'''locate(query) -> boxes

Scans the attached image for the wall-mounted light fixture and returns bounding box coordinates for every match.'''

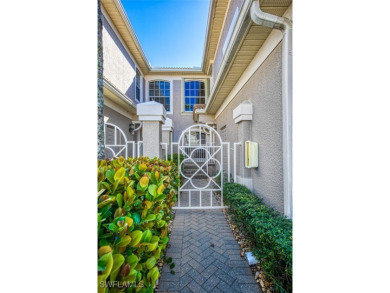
[129,121,142,135]
[206,122,217,129]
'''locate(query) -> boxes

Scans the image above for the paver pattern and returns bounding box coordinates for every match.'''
[158,209,261,292]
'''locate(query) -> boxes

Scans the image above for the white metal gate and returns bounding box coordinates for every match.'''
[175,124,226,209]
[104,123,136,158]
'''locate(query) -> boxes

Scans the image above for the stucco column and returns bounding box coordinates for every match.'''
[233,100,253,190]
[162,118,174,157]
[137,101,166,159]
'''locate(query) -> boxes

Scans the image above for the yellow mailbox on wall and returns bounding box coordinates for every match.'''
[245,141,258,168]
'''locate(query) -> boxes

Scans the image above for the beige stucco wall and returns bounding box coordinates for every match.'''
[215,42,284,214]
[102,14,138,103]
[167,80,195,142]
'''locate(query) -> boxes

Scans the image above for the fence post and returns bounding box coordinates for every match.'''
[137,101,166,159]
[233,100,253,191]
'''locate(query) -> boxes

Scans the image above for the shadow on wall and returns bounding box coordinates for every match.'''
[103,15,136,101]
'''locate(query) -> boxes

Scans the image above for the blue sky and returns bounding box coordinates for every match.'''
[121,0,210,68]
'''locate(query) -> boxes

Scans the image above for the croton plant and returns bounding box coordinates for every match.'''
[98,156,179,293]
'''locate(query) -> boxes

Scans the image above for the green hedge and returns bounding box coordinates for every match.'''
[98,156,180,293]
[167,153,184,167]
[223,183,292,293]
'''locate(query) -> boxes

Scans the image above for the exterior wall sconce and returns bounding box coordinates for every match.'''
[129,121,142,135]
[206,122,217,129]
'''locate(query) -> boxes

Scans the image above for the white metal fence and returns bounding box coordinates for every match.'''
[104,123,136,158]
[105,123,240,185]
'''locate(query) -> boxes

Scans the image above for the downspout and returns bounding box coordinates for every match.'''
[250,1,293,219]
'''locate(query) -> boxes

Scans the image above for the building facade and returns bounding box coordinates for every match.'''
[100,0,293,218]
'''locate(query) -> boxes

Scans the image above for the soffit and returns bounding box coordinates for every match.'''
[207,0,292,113]
[202,0,230,74]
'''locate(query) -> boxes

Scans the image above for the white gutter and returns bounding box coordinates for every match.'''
[250,1,293,219]
[205,0,253,112]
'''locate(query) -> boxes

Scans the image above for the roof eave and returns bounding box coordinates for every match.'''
[103,77,137,113]
[102,0,151,74]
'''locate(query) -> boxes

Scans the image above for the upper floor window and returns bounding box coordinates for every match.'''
[149,80,170,112]
[135,69,142,102]
[184,80,205,112]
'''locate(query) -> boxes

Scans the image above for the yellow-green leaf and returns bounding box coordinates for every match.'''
[146,241,158,252]
[140,176,149,188]
[110,254,125,282]
[117,235,131,247]
[141,229,152,243]
[157,184,165,195]
[118,156,125,165]
[116,193,123,208]
[143,214,156,222]
[147,266,160,285]
[127,186,135,197]
[129,230,143,247]
[139,164,147,172]
[126,254,139,268]
[124,217,133,227]
[98,246,112,258]
[148,184,158,197]
[98,252,113,293]
[145,257,156,270]
[144,200,153,209]
[114,167,126,181]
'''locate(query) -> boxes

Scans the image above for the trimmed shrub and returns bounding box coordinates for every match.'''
[167,153,184,167]
[98,156,180,293]
[223,183,292,293]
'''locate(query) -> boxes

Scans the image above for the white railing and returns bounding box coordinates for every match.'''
[171,142,179,158]
[104,123,136,158]
[137,141,143,157]
[105,123,237,183]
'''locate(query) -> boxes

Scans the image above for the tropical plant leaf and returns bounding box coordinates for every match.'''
[129,230,143,247]
[116,193,123,208]
[110,254,125,282]
[141,229,152,243]
[145,257,156,270]
[132,212,141,224]
[105,169,115,184]
[114,167,126,181]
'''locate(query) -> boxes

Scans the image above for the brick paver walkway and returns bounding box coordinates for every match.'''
[158,209,261,293]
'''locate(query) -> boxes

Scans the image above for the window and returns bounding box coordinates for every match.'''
[149,81,170,112]
[184,80,206,112]
[135,69,141,102]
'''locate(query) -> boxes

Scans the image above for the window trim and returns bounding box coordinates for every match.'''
[148,79,172,114]
[182,79,207,113]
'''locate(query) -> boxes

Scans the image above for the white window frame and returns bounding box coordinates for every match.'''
[148,79,172,114]
[182,79,208,113]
